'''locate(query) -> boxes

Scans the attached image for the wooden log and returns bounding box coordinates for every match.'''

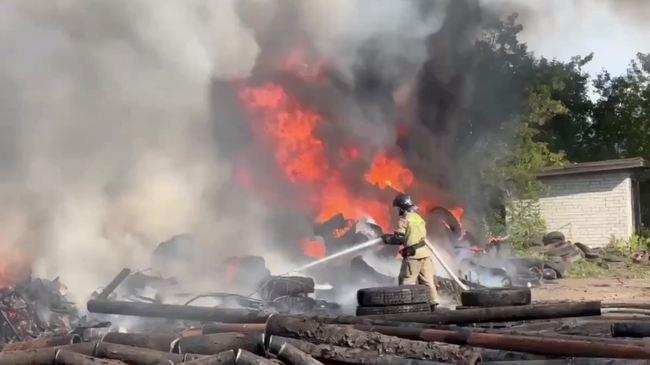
[611,323,650,338]
[268,337,480,365]
[183,355,208,362]
[265,316,481,365]
[87,300,269,324]
[175,333,263,356]
[0,348,57,365]
[202,324,265,335]
[349,324,650,359]
[234,350,275,365]
[178,351,236,365]
[268,339,323,365]
[97,269,131,300]
[84,328,119,342]
[102,333,178,352]
[56,343,98,357]
[480,360,650,365]
[55,350,127,365]
[4,334,82,351]
[95,342,185,365]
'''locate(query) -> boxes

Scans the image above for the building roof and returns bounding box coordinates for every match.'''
[536,157,650,178]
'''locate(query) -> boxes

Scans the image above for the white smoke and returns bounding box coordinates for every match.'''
[0,0,262,301]
[0,0,457,303]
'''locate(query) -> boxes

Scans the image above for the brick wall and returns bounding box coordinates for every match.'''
[537,171,633,248]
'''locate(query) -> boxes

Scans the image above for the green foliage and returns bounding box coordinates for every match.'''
[466,14,650,241]
[467,13,568,237]
[608,234,650,256]
[566,260,650,279]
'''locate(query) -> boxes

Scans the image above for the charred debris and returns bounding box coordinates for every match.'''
[3,272,650,365]
[3,215,650,364]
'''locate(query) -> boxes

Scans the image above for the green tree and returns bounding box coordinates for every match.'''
[458,14,569,238]
[591,53,650,160]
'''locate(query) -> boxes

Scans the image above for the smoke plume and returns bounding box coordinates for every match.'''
[0,0,263,300]
[0,0,582,303]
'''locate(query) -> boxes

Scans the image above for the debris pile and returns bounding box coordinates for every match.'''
[0,277,79,344]
[3,282,650,365]
[519,231,638,278]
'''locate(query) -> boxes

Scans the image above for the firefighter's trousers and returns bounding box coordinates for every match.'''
[398,257,440,304]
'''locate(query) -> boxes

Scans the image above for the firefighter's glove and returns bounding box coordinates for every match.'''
[381,233,392,244]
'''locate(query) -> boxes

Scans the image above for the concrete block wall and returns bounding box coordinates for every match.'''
[537,171,633,248]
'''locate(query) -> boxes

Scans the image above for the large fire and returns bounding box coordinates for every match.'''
[235,51,463,260]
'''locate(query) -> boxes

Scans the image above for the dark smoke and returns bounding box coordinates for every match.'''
[208,1,487,265]
[0,0,590,304]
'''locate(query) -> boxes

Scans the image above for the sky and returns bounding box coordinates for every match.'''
[511,0,648,78]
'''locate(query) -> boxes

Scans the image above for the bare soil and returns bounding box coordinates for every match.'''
[533,278,650,303]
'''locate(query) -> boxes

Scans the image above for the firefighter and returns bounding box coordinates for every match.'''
[381,194,440,309]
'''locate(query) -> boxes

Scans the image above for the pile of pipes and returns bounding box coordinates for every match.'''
[4,299,650,365]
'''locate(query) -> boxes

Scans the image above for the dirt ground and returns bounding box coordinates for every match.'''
[533,278,650,303]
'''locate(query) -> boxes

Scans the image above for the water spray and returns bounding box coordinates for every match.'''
[282,237,383,275]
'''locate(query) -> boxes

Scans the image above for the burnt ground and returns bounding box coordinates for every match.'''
[533,278,650,303]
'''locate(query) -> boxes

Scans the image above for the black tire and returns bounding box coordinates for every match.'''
[356,303,431,316]
[427,206,462,240]
[603,255,626,263]
[543,231,565,245]
[574,242,599,259]
[461,287,532,307]
[542,268,557,280]
[545,256,563,263]
[543,242,575,257]
[544,260,570,278]
[562,250,584,263]
[261,276,315,296]
[357,285,430,306]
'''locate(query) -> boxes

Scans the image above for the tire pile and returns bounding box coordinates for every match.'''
[521,231,628,278]
[355,285,432,315]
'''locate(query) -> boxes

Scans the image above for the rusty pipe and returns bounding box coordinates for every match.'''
[3,334,82,352]
[201,324,265,335]
[353,325,650,359]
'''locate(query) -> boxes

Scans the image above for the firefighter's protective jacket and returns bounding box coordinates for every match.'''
[387,211,431,259]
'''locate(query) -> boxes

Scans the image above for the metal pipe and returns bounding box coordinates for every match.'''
[4,334,81,352]
[354,325,650,359]
[282,302,602,326]
[201,324,265,335]
[97,269,131,300]
[87,300,269,323]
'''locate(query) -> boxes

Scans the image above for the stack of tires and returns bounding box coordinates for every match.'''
[459,287,532,308]
[356,285,432,316]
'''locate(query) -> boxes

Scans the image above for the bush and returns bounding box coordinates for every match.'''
[607,234,650,256]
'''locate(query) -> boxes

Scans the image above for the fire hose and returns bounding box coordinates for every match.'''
[424,238,470,291]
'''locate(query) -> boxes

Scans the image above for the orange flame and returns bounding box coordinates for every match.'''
[333,219,355,238]
[301,240,327,259]
[365,153,414,192]
[237,76,464,258]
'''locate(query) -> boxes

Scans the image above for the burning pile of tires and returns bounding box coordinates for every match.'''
[355,285,433,315]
